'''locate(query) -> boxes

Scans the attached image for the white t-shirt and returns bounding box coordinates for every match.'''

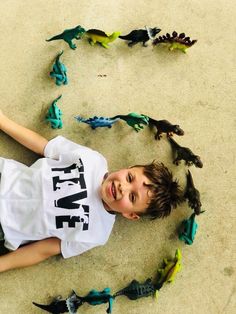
[0,136,115,258]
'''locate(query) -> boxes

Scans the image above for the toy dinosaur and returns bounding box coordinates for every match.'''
[74,116,120,129]
[46,95,63,129]
[85,29,120,48]
[112,113,149,132]
[50,51,68,86]
[33,289,114,314]
[147,117,184,140]
[155,249,182,290]
[119,26,161,47]
[153,31,197,53]
[46,25,86,50]
[69,289,114,314]
[168,136,203,168]
[33,296,70,314]
[184,170,203,215]
[179,213,198,245]
[114,279,156,300]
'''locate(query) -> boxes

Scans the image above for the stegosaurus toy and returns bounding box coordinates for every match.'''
[153,31,197,53]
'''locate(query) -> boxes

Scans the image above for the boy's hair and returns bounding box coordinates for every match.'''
[134,161,183,219]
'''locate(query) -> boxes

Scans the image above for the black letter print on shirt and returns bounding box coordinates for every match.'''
[51,159,90,230]
[56,205,89,230]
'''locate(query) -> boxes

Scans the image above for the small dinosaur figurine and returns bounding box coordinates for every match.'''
[184,170,203,215]
[46,25,86,50]
[85,29,120,48]
[33,296,70,314]
[155,249,182,290]
[147,117,184,140]
[46,95,63,129]
[33,289,114,314]
[74,116,120,129]
[114,279,156,300]
[50,51,68,86]
[119,26,161,47]
[153,31,197,53]
[168,136,203,168]
[70,289,114,314]
[178,213,198,245]
[112,113,149,132]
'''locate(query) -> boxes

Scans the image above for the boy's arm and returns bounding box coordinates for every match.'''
[0,238,61,272]
[0,110,48,155]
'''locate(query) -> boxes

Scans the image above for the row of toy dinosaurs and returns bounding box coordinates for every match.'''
[45,95,203,245]
[33,249,181,314]
[46,24,197,53]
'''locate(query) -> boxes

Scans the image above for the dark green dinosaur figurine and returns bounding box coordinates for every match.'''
[114,279,156,300]
[46,25,86,50]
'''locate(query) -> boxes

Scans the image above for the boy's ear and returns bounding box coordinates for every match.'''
[122,212,140,220]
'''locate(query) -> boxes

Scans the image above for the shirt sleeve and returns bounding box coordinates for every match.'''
[61,240,103,258]
[44,136,85,159]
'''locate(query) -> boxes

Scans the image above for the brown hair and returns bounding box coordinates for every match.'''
[134,161,183,219]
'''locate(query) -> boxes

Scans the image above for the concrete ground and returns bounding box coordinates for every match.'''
[0,0,235,313]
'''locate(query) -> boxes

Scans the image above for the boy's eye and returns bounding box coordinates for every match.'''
[129,193,136,203]
[127,173,132,182]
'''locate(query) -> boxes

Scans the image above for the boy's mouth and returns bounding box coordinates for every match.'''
[111,182,116,200]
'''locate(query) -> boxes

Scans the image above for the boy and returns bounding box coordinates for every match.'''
[0,110,182,272]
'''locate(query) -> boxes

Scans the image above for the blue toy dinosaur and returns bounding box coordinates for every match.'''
[74,116,120,129]
[46,95,63,129]
[46,25,86,50]
[50,51,68,86]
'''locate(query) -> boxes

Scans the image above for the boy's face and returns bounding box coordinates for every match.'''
[99,166,152,220]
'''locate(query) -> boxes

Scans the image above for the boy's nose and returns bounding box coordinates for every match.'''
[119,183,130,195]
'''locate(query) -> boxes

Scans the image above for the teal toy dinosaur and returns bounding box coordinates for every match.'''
[179,213,198,245]
[50,51,68,86]
[46,25,86,50]
[85,29,120,48]
[46,95,63,129]
[66,288,114,314]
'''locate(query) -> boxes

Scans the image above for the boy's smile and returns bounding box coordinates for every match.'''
[99,167,152,220]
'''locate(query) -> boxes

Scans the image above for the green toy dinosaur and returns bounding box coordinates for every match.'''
[46,25,86,50]
[85,29,120,48]
[115,113,149,132]
[156,249,182,290]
